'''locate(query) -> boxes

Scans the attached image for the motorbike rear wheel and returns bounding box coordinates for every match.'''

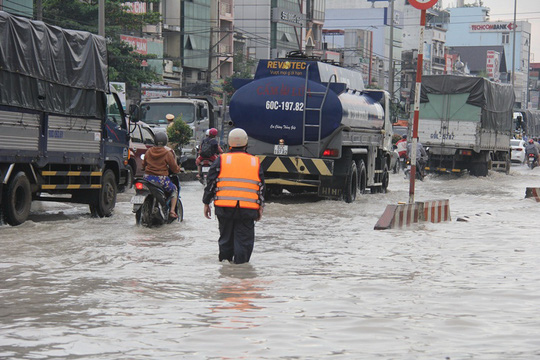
[136,197,153,227]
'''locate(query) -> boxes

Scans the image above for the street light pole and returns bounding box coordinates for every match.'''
[511,0,517,92]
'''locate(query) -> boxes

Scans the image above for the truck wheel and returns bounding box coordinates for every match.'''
[471,162,488,177]
[4,171,32,226]
[357,160,367,194]
[126,164,134,190]
[343,161,358,203]
[380,163,389,193]
[90,170,117,217]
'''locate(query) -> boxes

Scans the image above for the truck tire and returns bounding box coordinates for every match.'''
[90,170,117,218]
[380,163,389,193]
[343,161,358,203]
[470,162,488,177]
[357,160,367,194]
[4,171,32,226]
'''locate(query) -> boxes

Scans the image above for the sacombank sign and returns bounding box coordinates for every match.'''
[470,22,518,32]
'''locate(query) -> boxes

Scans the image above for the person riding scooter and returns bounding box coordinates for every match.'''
[196,128,223,179]
[395,134,408,172]
[407,140,429,177]
[142,132,181,218]
[525,138,539,166]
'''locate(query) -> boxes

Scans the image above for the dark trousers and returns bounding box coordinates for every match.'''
[217,215,255,264]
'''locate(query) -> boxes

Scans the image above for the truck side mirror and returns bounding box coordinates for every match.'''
[130,104,140,122]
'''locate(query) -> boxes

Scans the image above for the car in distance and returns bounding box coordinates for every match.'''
[510,139,526,164]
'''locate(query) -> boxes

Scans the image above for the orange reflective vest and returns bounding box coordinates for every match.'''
[215,152,262,210]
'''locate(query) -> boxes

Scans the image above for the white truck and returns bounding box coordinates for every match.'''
[417,75,515,176]
[131,96,220,169]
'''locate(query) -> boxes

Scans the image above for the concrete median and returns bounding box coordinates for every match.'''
[525,187,540,202]
[374,199,451,230]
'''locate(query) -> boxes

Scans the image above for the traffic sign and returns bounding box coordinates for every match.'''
[408,0,438,10]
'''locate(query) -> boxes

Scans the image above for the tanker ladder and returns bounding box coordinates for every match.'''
[301,64,337,158]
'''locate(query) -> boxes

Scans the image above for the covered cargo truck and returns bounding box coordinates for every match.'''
[229,54,393,202]
[0,11,130,225]
[417,75,514,176]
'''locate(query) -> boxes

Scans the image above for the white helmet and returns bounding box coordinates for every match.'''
[205,129,210,136]
[228,128,248,147]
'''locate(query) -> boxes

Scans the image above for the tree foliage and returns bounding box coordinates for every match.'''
[222,51,257,103]
[40,0,161,96]
[167,117,193,148]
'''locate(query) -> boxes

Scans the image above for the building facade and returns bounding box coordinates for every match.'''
[0,0,32,17]
[323,4,403,97]
[234,0,325,60]
[445,6,532,108]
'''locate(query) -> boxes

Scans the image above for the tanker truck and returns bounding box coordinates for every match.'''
[229,54,393,202]
[0,11,130,225]
[417,75,514,176]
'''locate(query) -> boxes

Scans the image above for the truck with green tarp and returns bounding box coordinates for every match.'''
[417,75,514,176]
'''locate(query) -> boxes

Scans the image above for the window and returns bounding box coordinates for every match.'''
[131,125,143,143]
[502,33,510,44]
[106,94,124,127]
[140,127,155,145]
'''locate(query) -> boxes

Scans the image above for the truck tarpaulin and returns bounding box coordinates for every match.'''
[0,11,108,118]
[419,75,515,132]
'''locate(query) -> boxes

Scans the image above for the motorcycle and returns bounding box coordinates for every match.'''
[198,158,213,185]
[527,153,538,169]
[404,158,425,181]
[131,173,184,227]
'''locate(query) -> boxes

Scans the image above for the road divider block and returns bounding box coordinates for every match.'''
[423,199,451,223]
[525,187,540,202]
[374,199,451,230]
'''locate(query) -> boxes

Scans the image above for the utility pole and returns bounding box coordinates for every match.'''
[36,0,42,21]
[511,0,517,92]
[206,27,214,92]
[389,0,395,109]
[98,0,105,37]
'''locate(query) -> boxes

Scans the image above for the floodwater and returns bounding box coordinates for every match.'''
[1,165,540,359]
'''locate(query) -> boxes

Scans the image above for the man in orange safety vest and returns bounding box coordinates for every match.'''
[203,128,265,264]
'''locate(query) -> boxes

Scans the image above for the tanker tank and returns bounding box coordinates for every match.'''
[229,59,385,146]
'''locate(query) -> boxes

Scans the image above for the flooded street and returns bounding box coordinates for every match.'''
[1,165,540,359]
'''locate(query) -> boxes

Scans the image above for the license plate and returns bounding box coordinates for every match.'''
[202,166,210,173]
[131,195,146,204]
[274,144,288,155]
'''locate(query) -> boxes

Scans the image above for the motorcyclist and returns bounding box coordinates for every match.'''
[407,140,429,175]
[395,134,408,171]
[196,128,223,179]
[142,131,181,218]
[525,138,539,166]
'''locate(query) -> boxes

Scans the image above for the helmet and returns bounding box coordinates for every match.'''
[166,114,175,122]
[402,134,407,139]
[154,131,168,146]
[205,129,210,136]
[209,128,218,137]
[228,128,248,147]
[529,139,534,144]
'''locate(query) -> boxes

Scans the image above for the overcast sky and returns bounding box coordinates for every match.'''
[459,0,540,62]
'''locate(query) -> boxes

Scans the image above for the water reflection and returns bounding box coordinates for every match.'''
[209,264,270,329]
